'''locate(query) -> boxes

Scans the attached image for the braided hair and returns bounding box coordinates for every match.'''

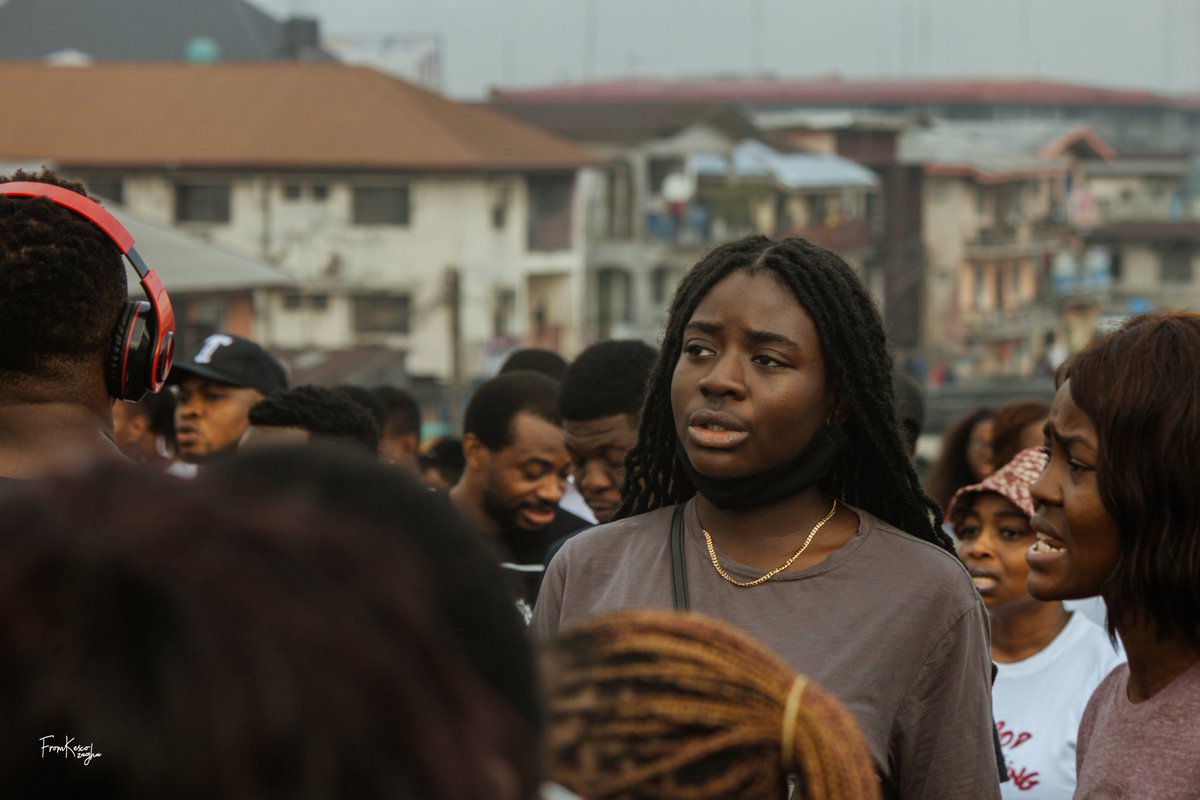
[615,235,949,552]
[544,609,882,800]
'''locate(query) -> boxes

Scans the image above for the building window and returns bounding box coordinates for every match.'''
[353,185,411,226]
[492,288,516,337]
[597,267,634,329]
[82,176,124,204]
[527,174,573,252]
[1159,246,1193,283]
[648,157,684,196]
[353,294,411,334]
[283,183,304,201]
[651,265,677,305]
[175,182,231,224]
[282,292,329,311]
[312,184,329,201]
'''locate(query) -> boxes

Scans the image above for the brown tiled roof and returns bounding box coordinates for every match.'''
[0,62,601,171]
[488,100,758,145]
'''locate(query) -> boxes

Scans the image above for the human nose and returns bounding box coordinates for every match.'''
[697,352,746,398]
[1030,461,1058,508]
[175,394,200,418]
[963,527,998,559]
[535,472,565,505]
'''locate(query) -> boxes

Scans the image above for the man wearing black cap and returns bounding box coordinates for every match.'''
[170,333,287,467]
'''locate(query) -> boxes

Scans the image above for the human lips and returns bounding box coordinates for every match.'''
[965,564,1000,593]
[1027,515,1068,567]
[174,424,201,447]
[686,409,749,449]
[518,503,557,529]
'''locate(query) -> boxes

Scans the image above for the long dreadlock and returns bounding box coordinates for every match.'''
[616,235,950,552]
[544,609,882,800]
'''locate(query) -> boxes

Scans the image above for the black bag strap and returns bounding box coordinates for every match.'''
[670,504,689,611]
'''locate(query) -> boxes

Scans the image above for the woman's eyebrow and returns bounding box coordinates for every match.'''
[745,328,799,348]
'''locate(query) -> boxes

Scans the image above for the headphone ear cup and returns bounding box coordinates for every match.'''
[107,301,153,401]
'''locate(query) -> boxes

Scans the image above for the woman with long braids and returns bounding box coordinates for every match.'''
[543,609,881,800]
[534,235,1001,798]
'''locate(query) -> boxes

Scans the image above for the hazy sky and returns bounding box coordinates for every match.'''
[256,0,1200,100]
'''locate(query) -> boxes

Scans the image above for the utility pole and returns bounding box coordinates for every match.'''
[444,267,463,434]
[583,0,598,82]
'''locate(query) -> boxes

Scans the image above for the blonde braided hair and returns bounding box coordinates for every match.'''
[543,610,881,800]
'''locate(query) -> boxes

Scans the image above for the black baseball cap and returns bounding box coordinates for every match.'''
[168,333,288,395]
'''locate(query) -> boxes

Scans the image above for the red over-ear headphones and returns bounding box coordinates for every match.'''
[0,181,176,400]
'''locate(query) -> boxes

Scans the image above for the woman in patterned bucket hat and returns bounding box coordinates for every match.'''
[949,448,1123,799]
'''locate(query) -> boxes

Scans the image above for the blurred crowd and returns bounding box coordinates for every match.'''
[1,169,1197,799]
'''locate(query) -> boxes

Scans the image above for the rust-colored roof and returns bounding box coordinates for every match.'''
[0,62,601,170]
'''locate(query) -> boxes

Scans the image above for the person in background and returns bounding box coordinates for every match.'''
[372,384,423,471]
[543,609,880,800]
[925,406,995,511]
[241,384,381,455]
[950,447,1123,798]
[0,170,166,482]
[1028,311,1200,799]
[500,347,569,382]
[558,339,658,524]
[499,349,594,520]
[535,235,1001,798]
[450,372,590,619]
[990,399,1050,471]
[169,333,287,469]
[419,436,466,491]
[0,453,539,800]
[111,390,179,471]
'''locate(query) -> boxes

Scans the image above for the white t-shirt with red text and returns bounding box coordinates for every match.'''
[993,612,1125,798]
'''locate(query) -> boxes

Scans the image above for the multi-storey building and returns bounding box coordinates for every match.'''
[0,63,601,397]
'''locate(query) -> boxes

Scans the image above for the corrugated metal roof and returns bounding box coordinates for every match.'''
[691,140,878,190]
[114,205,294,294]
[899,120,1113,180]
[0,63,601,171]
[494,77,1188,109]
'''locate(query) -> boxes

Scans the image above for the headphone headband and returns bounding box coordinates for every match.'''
[0,180,176,397]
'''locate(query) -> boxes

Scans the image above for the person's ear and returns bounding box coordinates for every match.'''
[123,414,149,444]
[462,433,489,471]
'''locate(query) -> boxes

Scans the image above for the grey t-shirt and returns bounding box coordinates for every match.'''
[532,499,1001,800]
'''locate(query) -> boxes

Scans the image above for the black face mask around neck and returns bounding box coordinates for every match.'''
[674,421,848,510]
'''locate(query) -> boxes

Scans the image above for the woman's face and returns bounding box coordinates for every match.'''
[1026,380,1121,601]
[955,492,1038,616]
[966,418,995,480]
[670,269,835,480]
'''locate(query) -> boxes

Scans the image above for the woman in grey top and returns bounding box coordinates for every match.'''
[534,235,1001,799]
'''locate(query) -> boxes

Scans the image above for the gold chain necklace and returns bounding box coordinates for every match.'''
[703,499,838,587]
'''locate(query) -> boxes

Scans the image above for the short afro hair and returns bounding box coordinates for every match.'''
[462,372,561,452]
[499,348,568,382]
[559,339,657,423]
[248,385,381,454]
[372,385,422,437]
[0,168,127,378]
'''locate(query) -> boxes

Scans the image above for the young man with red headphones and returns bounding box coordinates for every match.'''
[0,169,175,482]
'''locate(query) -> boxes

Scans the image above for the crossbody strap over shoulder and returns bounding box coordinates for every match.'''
[670,504,689,611]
